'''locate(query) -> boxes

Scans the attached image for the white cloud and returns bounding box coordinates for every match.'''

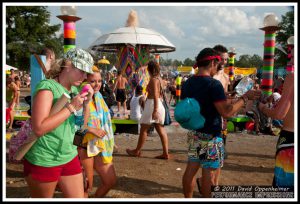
[153,17,185,38]
[196,7,261,37]
[138,10,151,28]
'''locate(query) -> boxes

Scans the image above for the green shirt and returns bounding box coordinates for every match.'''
[24,79,79,167]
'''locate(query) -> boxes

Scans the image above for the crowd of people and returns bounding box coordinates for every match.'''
[6,44,294,198]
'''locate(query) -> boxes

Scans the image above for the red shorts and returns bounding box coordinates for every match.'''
[24,156,82,182]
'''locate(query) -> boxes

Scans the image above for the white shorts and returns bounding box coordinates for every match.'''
[140,99,165,125]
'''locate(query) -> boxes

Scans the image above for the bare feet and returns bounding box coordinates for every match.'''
[126,149,141,157]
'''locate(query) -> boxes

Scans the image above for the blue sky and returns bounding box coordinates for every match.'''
[44,3,295,61]
[4,3,295,62]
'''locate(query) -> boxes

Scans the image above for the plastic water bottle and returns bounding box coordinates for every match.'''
[235,76,254,97]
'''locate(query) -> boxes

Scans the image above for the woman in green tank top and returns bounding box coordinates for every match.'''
[24,48,94,198]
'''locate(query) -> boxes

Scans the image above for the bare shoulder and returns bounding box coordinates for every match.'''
[223,72,229,80]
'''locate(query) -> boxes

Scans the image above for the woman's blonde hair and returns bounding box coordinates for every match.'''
[45,59,70,79]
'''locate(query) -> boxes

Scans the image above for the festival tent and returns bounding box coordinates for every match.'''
[177,66,195,75]
[6,64,19,74]
[89,27,176,54]
[6,64,19,71]
[88,10,176,98]
[224,67,257,76]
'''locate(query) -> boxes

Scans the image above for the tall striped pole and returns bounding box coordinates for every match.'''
[286,36,294,74]
[228,47,236,82]
[259,14,280,96]
[57,6,81,53]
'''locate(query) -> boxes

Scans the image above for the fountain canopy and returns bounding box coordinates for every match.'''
[89,26,176,53]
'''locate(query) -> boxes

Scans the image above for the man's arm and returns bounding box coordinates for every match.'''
[214,98,245,118]
[113,78,119,92]
[215,89,261,119]
[259,74,293,119]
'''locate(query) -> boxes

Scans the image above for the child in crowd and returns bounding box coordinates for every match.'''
[129,85,146,134]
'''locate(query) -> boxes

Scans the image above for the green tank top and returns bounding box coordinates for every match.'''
[24,79,79,167]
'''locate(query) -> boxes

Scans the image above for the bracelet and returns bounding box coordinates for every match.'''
[68,103,77,115]
[241,95,248,105]
[65,103,73,114]
[65,103,77,115]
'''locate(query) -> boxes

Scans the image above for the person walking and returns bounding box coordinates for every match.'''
[77,66,117,198]
[126,60,171,160]
[181,48,261,198]
[113,70,129,117]
[23,48,94,198]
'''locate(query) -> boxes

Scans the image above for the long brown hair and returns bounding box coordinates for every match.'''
[147,60,160,77]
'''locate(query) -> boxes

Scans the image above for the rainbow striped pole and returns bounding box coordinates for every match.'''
[57,6,81,53]
[228,47,236,82]
[259,14,280,96]
[286,36,294,74]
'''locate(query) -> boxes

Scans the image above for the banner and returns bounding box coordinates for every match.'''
[224,67,257,76]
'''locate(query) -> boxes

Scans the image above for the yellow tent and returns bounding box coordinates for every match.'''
[177,66,193,72]
[224,67,257,76]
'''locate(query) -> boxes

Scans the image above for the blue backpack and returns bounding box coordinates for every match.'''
[174,98,205,130]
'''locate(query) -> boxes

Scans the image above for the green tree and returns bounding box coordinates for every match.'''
[235,54,251,67]
[172,59,183,67]
[235,54,263,69]
[183,58,195,66]
[6,6,63,71]
[249,54,263,68]
[275,10,294,67]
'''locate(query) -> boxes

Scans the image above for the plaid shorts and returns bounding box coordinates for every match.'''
[187,131,225,169]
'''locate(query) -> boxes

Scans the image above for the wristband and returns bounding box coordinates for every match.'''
[65,104,73,114]
[65,103,77,115]
[69,103,77,115]
[241,95,248,105]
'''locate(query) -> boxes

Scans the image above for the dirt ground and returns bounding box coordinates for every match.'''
[5,88,279,199]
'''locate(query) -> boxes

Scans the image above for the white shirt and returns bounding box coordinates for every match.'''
[130,95,143,121]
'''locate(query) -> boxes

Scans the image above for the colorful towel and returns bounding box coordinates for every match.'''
[82,91,114,163]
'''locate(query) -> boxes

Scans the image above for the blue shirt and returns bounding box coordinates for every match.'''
[181,75,226,135]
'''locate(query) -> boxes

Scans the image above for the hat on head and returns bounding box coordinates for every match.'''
[64,48,94,74]
[174,98,205,130]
